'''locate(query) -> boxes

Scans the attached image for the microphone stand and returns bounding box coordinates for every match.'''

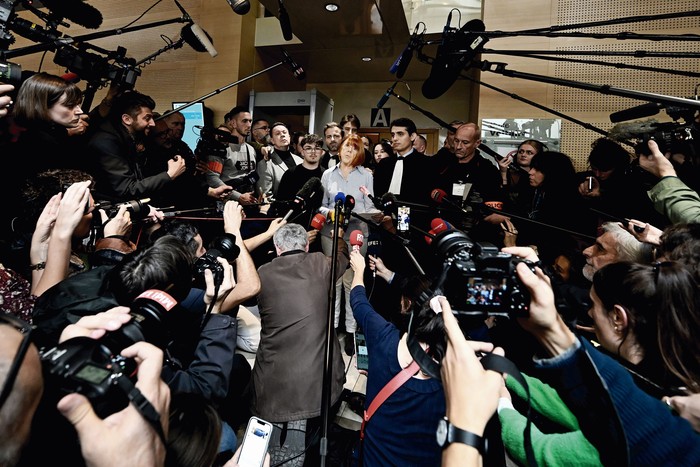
[475,60,700,112]
[158,60,288,120]
[319,200,343,467]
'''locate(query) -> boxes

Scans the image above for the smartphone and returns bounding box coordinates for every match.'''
[355,330,368,371]
[397,205,410,232]
[237,416,273,467]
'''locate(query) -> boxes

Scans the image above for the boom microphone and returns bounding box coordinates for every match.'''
[182,23,218,57]
[281,49,305,80]
[282,177,322,221]
[422,19,488,100]
[226,0,251,15]
[40,0,103,29]
[390,24,421,78]
[609,102,663,123]
[350,230,364,252]
[377,81,397,109]
[278,0,293,41]
[10,18,63,43]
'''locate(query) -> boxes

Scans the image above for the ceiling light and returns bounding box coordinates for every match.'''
[362,57,372,62]
[325,3,339,12]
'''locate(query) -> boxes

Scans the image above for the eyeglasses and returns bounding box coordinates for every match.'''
[253,126,269,131]
[0,313,34,410]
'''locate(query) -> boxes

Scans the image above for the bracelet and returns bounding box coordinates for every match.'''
[29,262,46,271]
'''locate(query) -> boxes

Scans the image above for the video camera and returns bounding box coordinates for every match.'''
[39,289,178,418]
[429,229,537,318]
[609,118,696,156]
[194,125,239,161]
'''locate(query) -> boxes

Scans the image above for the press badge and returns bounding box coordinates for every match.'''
[452,182,472,200]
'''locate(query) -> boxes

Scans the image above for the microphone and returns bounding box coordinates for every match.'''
[40,0,103,29]
[342,195,356,229]
[349,230,364,252]
[377,81,398,109]
[430,217,454,233]
[282,177,322,221]
[182,23,219,57]
[431,188,466,212]
[609,102,663,123]
[310,212,326,231]
[278,0,293,41]
[10,18,63,43]
[366,232,381,277]
[422,18,487,99]
[380,192,398,215]
[390,25,421,78]
[226,0,251,15]
[359,185,382,210]
[281,49,306,80]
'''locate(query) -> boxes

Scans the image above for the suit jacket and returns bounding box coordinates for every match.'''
[373,150,436,206]
[252,240,349,422]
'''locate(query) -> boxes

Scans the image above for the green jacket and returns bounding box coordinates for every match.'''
[499,373,602,466]
[647,176,700,224]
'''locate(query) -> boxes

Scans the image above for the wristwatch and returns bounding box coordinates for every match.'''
[435,417,487,454]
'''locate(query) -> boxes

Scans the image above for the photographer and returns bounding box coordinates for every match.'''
[505,245,700,465]
[204,106,259,207]
[641,139,700,224]
[1,307,170,467]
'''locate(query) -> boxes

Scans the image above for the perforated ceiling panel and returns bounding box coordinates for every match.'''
[552,1,699,167]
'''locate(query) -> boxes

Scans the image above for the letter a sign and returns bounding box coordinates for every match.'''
[371,108,390,128]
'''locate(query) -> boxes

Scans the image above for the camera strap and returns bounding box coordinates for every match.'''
[114,373,167,446]
[407,327,537,467]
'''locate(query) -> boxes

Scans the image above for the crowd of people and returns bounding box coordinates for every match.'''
[0,70,699,467]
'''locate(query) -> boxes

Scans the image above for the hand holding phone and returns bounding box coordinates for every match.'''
[237,417,273,467]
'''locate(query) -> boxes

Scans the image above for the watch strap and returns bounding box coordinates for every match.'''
[442,417,487,454]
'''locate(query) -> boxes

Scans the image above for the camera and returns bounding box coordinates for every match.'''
[39,289,178,418]
[193,233,241,288]
[0,60,22,87]
[430,229,537,318]
[94,198,153,221]
[609,118,697,155]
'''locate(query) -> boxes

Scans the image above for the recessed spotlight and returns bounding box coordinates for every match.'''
[362,57,372,62]
[325,3,339,12]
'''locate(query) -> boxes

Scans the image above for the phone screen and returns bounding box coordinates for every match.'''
[355,331,368,371]
[397,206,410,232]
[238,417,272,467]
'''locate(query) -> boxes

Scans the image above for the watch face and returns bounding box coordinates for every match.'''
[436,418,448,446]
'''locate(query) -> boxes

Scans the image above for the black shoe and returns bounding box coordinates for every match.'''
[344,332,355,356]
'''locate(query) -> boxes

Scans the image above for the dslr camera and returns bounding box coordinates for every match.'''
[39,290,178,418]
[194,126,239,160]
[193,233,241,288]
[430,229,537,318]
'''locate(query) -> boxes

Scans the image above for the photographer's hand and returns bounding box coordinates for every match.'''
[208,185,233,200]
[639,139,677,178]
[30,193,61,273]
[204,257,236,314]
[32,181,91,296]
[619,219,662,246]
[59,307,133,343]
[440,296,503,466]
[0,83,14,118]
[103,204,133,238]
[57,341,170,467]
[514,261,576,357]
[223,200,244,235]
